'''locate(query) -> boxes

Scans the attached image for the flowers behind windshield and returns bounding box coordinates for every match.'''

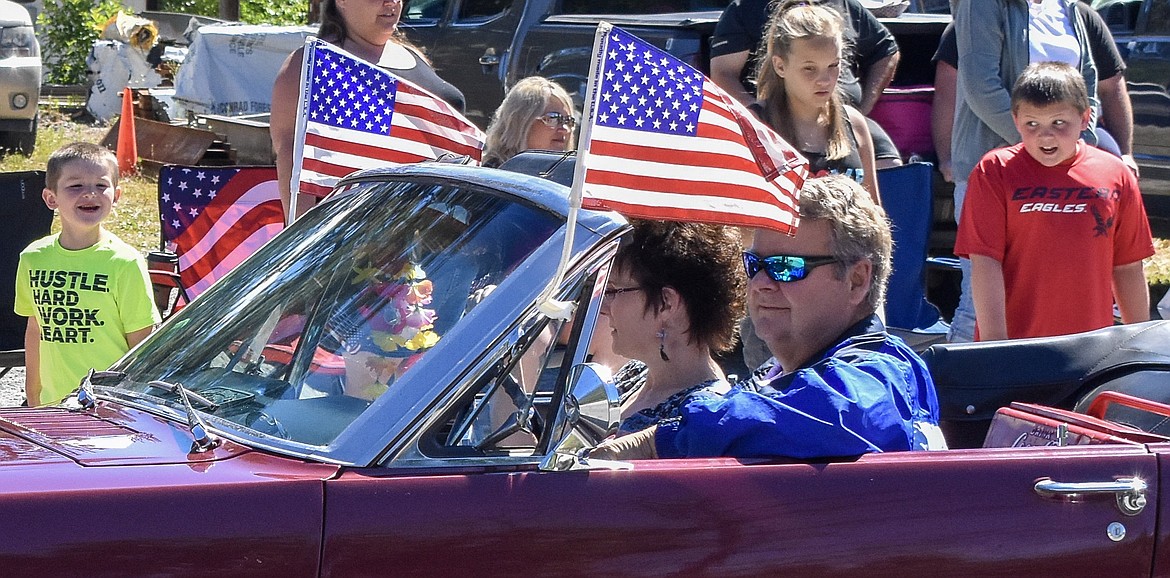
[335,259,441,400]
[368,262,440,354]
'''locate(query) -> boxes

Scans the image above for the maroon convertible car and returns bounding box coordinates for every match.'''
[3,162,1170,576]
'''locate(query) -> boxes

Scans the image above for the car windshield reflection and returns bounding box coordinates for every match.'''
[106,177,559,448]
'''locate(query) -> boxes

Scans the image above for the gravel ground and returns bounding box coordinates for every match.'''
[1,367,25,407]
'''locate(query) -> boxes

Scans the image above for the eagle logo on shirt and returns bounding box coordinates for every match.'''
[1091,205,1113,238]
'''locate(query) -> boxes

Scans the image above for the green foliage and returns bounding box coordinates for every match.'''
[155,0,307,25]
[37,0,125,85]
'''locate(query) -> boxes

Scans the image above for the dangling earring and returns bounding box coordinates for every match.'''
[657,329,670,361]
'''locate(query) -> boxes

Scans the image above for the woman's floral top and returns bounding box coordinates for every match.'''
[614,360,731,436]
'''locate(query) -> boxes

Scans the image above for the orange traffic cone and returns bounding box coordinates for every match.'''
[117,87,138,176]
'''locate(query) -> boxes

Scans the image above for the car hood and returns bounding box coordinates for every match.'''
[0,404,253,468]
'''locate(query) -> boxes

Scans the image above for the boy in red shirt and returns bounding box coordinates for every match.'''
[955,62,1154,341]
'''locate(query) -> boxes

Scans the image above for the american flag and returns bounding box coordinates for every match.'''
[575,25,807,234]
[292,38,486,199]
[160,166,284,300]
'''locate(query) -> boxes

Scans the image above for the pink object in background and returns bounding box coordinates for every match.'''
[869,85,936,159]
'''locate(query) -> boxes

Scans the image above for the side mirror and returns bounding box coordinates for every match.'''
[566,362,621,442]
[539,362,624,471]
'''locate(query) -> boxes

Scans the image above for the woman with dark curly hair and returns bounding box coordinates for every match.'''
[600,220,747,435]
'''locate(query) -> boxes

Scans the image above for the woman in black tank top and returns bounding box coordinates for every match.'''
[751,0,879,202]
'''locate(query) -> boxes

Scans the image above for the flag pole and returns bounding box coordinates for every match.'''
[287,37,317,226]
[537,22,612,320]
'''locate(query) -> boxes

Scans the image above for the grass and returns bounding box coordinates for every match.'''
[5,106,1170,284]
[1147,238,1170,286]
[0,108,160,253]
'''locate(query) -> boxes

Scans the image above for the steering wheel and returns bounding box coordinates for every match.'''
[473,372,545,451]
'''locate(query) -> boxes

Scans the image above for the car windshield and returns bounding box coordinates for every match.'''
[106,176,559,448]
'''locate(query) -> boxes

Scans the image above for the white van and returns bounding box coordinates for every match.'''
[0,0,39,155]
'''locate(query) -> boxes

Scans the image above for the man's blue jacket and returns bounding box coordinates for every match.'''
[656,315,944,459]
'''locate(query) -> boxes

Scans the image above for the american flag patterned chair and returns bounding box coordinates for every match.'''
[155,164,284,315]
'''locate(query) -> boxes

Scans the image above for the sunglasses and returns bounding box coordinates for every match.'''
[742,251,839,283]
[536,112,577,130]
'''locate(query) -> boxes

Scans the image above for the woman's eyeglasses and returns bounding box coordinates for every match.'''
[742,251,839,283]
[603,286,643,298]
[536,112,577,130]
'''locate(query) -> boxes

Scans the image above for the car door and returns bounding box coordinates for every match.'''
[319,221,1159,574]
[319,253,1159,575]
[320,444,1156,575]
[403,0,526,127]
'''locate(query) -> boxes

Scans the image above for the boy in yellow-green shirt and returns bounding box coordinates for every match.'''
[14,142,160,406]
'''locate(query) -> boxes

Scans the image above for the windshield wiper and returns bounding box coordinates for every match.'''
[145,380,220,411]
[70,369,125,412]
[147,380,220,453]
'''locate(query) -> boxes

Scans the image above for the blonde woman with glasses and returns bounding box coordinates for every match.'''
[482,77,576,167]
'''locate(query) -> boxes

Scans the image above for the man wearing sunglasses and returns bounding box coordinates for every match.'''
[593,175,944,460]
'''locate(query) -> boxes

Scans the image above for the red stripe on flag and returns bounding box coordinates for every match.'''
[388,120,486,159]
[585,168,793,205]
[589,139,767,178]
[397,84,480,134]
[179,202,283,288]
[586,197,797,234]
[305,133,431,165]
[301,157,359,180]
[297,180,335,198]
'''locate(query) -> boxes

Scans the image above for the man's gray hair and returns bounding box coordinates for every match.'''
[797,175,892,312]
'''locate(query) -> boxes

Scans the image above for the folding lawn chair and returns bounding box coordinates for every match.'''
[0,171,53,379]
[877,162,953,349]
[146,250,191,318]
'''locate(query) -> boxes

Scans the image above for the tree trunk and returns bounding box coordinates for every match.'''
[219,0,240,21]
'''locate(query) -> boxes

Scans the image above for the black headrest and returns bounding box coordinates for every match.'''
[497,150,577,187]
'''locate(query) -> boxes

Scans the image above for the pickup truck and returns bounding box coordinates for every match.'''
[399,0,730,127]
[399,0,952,127]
